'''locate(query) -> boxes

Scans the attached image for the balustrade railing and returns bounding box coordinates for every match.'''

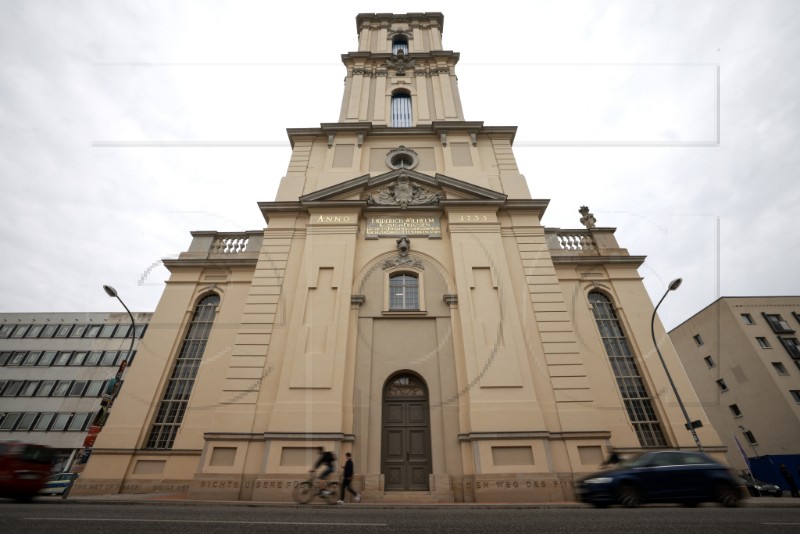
[210,236,249,254]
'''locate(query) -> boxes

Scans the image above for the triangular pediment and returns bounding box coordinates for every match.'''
[299,168,507,207]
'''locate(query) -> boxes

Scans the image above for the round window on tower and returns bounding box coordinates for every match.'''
[385,146,419,170]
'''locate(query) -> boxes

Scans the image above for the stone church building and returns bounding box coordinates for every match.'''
[74,12,725,503]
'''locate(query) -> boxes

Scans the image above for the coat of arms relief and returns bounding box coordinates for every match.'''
[367,175,441,208]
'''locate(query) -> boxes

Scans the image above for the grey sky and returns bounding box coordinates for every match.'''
[1,0,798,330]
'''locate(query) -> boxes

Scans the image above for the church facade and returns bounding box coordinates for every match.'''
[73,12,725,503]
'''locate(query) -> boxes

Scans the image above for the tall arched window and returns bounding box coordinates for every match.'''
[146,294,219,449]
[392,36,409,55]
[389,273,419,310]
[391,93,412,128]
[589,292,667,448]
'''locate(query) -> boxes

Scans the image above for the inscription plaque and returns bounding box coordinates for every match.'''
[366,216,441,238]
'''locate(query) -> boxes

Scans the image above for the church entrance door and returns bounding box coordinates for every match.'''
[381,373,432,491]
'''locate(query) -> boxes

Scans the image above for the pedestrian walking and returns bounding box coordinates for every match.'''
[337,452,361,504]
[779,463,799,498]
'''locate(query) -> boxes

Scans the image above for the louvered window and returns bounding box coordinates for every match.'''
[391,93,412,127]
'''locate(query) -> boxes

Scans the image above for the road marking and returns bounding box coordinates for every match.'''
[26,518,387,527]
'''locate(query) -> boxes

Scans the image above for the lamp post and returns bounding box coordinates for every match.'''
[650,278,704,451]
[78,285,137,464]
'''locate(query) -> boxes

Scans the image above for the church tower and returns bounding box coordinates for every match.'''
[73,13,724,503]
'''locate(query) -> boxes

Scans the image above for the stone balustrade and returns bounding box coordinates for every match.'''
[545,228,630,257]
[176,231,264,261]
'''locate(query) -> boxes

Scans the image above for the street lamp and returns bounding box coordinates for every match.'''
[650,277,704,451]
[78,285,138,464]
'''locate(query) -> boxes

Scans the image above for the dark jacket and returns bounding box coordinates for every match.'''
[314,451,336,469]
[343,457,354,478]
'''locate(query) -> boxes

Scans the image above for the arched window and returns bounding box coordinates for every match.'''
[588,292,667,448]
[389,273,419,310]
[146,294,219,449]
[391,93,412,128]
[392,36,409,55]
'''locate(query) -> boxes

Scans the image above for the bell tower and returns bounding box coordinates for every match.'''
[340,13,464,125]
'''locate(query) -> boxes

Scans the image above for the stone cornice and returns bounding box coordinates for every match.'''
[550,255,647,267]
[356,12,444,32]
[287,123,519,148]
[162,258,259,271]
[458,431,612,442]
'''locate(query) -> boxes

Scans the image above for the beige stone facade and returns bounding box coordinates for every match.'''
[73,12,726,503]
[669,297,800,472]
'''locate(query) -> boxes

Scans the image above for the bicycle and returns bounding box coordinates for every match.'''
[293,476,340,505]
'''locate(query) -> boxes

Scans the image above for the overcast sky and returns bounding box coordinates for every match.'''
[1,0,798,331]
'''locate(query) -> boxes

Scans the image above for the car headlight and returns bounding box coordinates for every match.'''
[584,477,613,484]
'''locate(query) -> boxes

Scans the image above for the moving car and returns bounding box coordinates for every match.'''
[39,472,79,496]
[740,475,782,497]
[576,450,745,508]
[0,442,57,502]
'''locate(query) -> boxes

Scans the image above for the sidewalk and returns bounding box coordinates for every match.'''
[48,493,800,509]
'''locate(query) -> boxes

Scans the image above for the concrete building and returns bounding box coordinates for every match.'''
[669,297,800,472]
[0,312,150,471]
[73,12,725,503]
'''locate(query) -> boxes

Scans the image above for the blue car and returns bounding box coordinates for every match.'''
[576,450,745,508]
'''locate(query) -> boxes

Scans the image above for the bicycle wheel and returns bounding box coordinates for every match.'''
[293,480,315,504]
[322,481,339,504]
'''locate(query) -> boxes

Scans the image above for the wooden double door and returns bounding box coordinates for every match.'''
[381,374,432,491]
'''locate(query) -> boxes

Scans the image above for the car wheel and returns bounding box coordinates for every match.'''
[717,485,740,507]
[618,484,642,508]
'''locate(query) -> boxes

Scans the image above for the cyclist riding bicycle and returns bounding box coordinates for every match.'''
[310,449,337,495]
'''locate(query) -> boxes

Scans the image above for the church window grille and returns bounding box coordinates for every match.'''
[146,294,219,449]
[589,292,667,448]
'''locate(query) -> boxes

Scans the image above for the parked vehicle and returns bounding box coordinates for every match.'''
[576,450,746,508]
[740,475,783,497]
[0,442,57,502]
[39,472,79,496]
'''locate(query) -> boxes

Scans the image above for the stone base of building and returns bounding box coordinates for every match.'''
[73,472,577,503]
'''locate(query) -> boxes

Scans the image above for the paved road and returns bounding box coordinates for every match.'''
[3,501,800,534]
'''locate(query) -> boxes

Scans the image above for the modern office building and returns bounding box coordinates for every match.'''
[669,297,800,472]
[73,12,725,503]
[0,312,150,472]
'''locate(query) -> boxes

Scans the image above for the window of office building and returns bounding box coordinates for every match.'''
[25,324,44,338]
[741,313,755,325]
[729,404,742,417]
[146,294,220,449]
[15,413,37,431]
[772,362,789,375]
[779,337,800,359]
[50,413,70,431]
[757,337,771,349]
[764,313,794,334]
[704,355,716,368]
[716,378,728,392]
[33,413,54,431]
[743,429,758,445]
[35,381,55,397]
[790,390,800,403]
[38,351,56,366]
[0,413,20,430]
[10,325,29,338]
[693,334,704,346]
[589,292,666,448]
